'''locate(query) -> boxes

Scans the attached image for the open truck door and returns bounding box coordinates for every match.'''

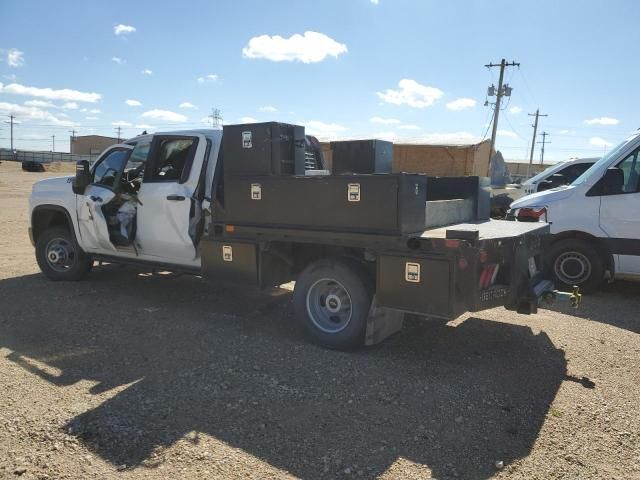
[74,146,134,253]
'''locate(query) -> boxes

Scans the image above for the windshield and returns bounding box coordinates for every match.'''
[525,162,568,185]
[572,132,640,185]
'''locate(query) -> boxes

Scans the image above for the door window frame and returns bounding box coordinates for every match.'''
[89,146,133,190]
[143,135,200,184]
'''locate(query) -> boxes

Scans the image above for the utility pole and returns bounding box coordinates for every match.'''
[51,135,56,152]
[527,109,548,177]
[69,128,77,154]
[115,126,122,142]
[538,132,550,164]
[484,58,520,176]
[209,108,222,128]
[7,114,15,151]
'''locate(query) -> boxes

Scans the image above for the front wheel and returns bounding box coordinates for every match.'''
[293,258,373,350]
[35,227,93,281]
[547,238,605,294]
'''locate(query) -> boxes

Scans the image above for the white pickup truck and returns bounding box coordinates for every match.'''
[510,130,640,292]
[29,123,569,349]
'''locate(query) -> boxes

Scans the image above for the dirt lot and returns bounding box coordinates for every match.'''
[0,161,639,480]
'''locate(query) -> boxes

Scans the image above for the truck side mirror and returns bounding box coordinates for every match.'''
[600,167,624,195]
[72,160,91,194]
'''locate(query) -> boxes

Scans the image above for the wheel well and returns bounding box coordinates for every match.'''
[32,207,72,244]
[550,231,614,273]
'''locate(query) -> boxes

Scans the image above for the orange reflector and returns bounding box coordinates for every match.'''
[444,239,460,248]
[225,224,235,233]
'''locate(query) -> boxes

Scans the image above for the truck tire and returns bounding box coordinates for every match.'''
[293,258,373,350]
[35,227,93,281]
[547,238,604,294]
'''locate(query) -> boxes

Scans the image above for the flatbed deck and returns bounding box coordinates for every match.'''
[420,219,547,241]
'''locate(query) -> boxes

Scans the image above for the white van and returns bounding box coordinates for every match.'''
[510,131,640,292]
[522,157,598,195]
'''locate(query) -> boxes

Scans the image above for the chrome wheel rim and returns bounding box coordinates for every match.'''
[45,237,76,272]
[554,251,591,285]
[306,278,353,333]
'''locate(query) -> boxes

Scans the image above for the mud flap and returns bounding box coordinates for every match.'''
[365,295,404,346]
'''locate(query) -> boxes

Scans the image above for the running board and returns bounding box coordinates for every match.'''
[92,254,201,276]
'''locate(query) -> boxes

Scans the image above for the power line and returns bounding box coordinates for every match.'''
[484,58,520,175]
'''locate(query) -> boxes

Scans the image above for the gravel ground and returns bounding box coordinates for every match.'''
[0,161,639,480]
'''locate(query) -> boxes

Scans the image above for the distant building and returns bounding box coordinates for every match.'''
[70,135,120,156]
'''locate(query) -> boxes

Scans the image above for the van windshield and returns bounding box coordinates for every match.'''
[572,132,640,185]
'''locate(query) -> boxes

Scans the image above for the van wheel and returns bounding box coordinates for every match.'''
[293,258,373,350]
[547,238,604,293]
[36,227,93,281]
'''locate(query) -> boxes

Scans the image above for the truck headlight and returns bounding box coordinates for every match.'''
[514,206,547,222]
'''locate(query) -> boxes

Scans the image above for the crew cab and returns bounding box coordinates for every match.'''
[29,122,571,349]
[510,130,640,292]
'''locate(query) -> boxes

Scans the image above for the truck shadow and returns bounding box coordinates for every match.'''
[0,268,568,479]
[543,280,640,334]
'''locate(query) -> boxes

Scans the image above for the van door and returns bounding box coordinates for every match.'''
[598,146,640,275]
[134,134,208,265]
[76,146,133,253]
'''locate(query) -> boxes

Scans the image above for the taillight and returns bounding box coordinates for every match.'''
[479,264,500,289]
[517,207,547,221]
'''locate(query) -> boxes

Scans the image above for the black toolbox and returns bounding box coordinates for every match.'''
[330,139,393,174]
[223,122,306,176]
[217,173,428,235]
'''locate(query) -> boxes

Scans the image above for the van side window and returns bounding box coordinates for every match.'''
[616,149,640,193]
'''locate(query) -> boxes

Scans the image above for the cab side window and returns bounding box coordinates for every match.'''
[146,137,198,183]
[92,149,130,188]
[616,149,640,193]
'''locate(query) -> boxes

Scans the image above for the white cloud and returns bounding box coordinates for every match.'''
[114,24,136,35]
[0,101,78,126]
[88,108,101,114]
[509,106,523,114]
[372,131,398,141]
[371,0,380,4]
[61,101,78,110]
[398,124,420,130]
[112,57,124,64]
[3,73,17,81]
[112,120,133,127]
[584,117,619,125]
[377,79,443,108]
[302,120,347,140]
[446,97,476,111]
[7,49,24,67]
[141,109,187,122]
[497,129,518,138]
[197,74,218,84]
[142,69,153,75]
[240,116,258,123]
[125,99,142,107]
[259,105,278,112]
[412,131,480,145]
[179,102,197,109]
[370,116,400,125]
[0,82,101,102]
[24,99,54,108]
[590,136,613,147]
[135,124,156,130]
[85,116,100,120]
[242,31,347,63]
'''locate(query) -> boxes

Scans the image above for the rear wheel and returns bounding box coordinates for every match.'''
[547,238,604,293]
[293,258,373,350]
[35,227,93,281]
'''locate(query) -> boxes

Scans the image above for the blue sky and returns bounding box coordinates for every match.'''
[1,0,638,162]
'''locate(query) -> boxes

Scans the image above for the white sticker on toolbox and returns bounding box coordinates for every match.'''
[242,131,252,148]
[222,245,233,262]
[348,183,361,202]
[405,262,420,282]
[250,183,262,200]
